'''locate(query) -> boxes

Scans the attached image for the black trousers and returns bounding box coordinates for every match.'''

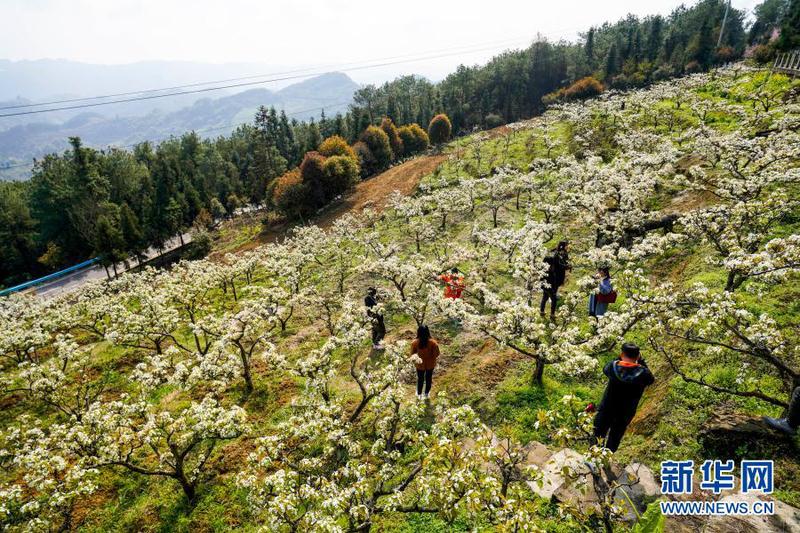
[417,369,433,395]
[371,317,385,345]
[540,286,558,315]
[790,386,800,428]
[593,407,635,452]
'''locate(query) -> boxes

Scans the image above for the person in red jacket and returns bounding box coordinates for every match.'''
[411,325,440,400]
[439,267,465,299]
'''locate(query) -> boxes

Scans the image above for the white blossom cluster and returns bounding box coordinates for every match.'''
[0,64,798,531]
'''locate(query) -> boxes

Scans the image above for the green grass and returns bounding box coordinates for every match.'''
[4,67,800,532]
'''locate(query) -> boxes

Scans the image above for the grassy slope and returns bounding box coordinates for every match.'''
[3,68,799,532]
[88,69,800,530]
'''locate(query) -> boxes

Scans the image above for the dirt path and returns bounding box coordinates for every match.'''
[220,154,448,255]
[315,154,447,229]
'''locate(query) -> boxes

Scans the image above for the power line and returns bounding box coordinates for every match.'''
[0,39,538,118]
[0,34,552,113]
[0,65,327,111]
[0,39,521,112]
[0,23,589,170]
[0,24,593,120]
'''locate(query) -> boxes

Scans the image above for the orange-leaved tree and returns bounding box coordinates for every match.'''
[428,114,452,146]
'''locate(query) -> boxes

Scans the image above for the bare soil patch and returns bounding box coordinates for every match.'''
[216,154,447,255]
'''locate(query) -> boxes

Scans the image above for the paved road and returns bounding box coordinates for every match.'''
[30,233,192,299]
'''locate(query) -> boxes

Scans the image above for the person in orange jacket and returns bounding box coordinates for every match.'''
[438,267,465,299]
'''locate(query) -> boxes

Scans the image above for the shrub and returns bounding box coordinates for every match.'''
[562,76,605,100]
[360,126,393,174]
[397,123,429,155]
[185,230,213,260]
[300,151,327,207]
[541,90,563,106]
[715,46,736,64]
[272,169,309,218]
[485,113,504,129]
[38,242,64,270]
[225,193,242,215]
[193,208,213,231]
[353,141,375,179]
[322,155,360,198]
[427,114,452,145]
[684,60,702,73]
[750,44,776,64]
[210,198,226,220]
[318,135,357,161]
[379,117,403,159]
[652,65,676,81]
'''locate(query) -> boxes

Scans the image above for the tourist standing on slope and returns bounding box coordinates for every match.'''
[439,267,465,299]
[412,325,440,400]
[764,386,800,435]
[593,342,655,452]
[589,267,615,318]
[540,241,571,319]
[365,287,385,350]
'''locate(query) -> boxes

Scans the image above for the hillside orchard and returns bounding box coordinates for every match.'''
[1,65,799,531]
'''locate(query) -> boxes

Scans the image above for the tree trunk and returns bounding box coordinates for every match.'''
[179,233,185,246]
[176,473,196,504]
[532,357,545,386]
[725,270,737,292]
[241,352,253,395]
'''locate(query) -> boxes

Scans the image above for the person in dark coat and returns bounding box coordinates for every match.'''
[365,287,385,349]
[540,241,571,319]
[764,386,800,435]
[593,342,654,452]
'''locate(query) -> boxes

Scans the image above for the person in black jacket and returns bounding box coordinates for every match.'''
[365,287,385,349]
[540,241,571,319]
[764,386,800,435]
[593,342,654,452]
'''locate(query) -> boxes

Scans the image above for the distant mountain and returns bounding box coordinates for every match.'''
[0,58,311,102]
[0,72,359,180]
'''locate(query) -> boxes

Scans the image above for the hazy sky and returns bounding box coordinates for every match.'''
[1,0,761,83]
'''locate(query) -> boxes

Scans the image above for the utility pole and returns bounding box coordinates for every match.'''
[717,0,731,47]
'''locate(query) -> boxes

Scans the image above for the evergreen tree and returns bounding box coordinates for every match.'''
[0,183,38,284]
[646,16,664,61]
[777,0,800,50]
[93,212,126,276]
[691,18,715,68]
[333,113,348,139]
[119,203,146,261]
[605,42,620,78]
[306,119,322,154]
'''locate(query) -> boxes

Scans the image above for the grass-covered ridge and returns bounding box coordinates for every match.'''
[1,64,799,532]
